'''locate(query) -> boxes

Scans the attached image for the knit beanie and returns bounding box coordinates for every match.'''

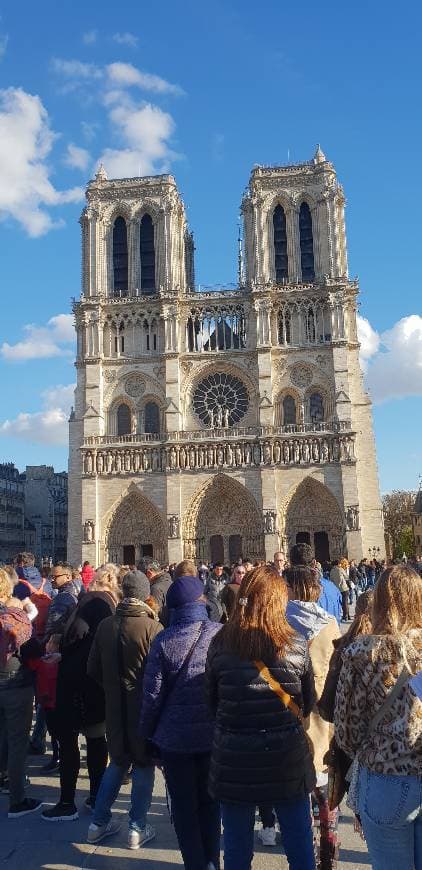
[166,575,204,610]
[289,542,314,566]
[122,570,150,602]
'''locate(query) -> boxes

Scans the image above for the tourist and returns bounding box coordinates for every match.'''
[273,550,286,576]
[0,568,42,818]
[220,563,246,620]
[81,561,94,590]
[89,564,120,601]
[206,564,316,870]
[87,570,162,848]
[205,562,229,598]
[329,560,350,621]
[285,564,341,869]
[14,552,43,593]
[140,569,221,870]
[41,585,116,821]
[139,558,172,627]
[334,565,422,869]
[44,562,79,648]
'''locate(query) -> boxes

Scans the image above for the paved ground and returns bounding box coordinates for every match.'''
[0,750,370,870]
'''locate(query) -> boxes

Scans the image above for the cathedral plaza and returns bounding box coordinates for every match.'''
[68,147,385,568]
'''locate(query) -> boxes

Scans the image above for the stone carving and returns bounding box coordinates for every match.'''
[125,375,145,397]
[263,510,277,534]
[290,364,313,388]
[346,505,360,531]
[168,514,180,539]
[103,370,116,383]
[83,520,95,543]
[131,415,137,435]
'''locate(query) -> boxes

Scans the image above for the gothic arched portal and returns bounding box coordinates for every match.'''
[183,474,264,563]
[282,476,345,563]
[104,486,166,565]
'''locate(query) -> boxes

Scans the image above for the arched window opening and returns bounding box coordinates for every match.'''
[278,308,292,345]
[144,401,160,434]
[117,403,131,435]
[273,205,288,283]
[283,395,296,426]
[306,307,316,343]
[140,214,155,293]
[113,217,128,295]
[299,203,315,282]
[150,319,158,352]
[309,392,324,424]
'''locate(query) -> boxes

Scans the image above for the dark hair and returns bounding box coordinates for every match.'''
[53,561,73,571]
[336,590,374,654]
[83,560,90,567]
[15,552,35,567]
[289,543,314,566]
[284,565,321,602]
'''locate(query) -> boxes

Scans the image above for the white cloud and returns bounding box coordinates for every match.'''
[112,32,138,49]
[106,61,184,96]
[0,33,8,59]
[0,88,83,236]
[0,383,75,446]
[99,100,177,178]
[51,57,102,81]
[358,314,422,403]
[81,120,99,142]
[64,142,91,170]
[1,313,75,361]
[82,29,98,45]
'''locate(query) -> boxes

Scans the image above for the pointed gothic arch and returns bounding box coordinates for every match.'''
[183,473,264,563]
[281,476,345,562]
[104,484,166,564]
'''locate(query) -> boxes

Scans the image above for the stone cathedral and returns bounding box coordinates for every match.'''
[67,147,385,568]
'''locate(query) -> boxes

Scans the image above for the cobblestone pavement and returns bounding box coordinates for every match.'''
[0,751,370,869]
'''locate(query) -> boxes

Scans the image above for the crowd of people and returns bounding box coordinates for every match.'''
[0,547,421,870]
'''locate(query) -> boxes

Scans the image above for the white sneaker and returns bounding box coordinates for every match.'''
[128,822,156,850]
[87,818,121,844]
[258,826,277,846]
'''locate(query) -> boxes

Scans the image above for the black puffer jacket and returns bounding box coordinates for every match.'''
[150,571,172,627]
[205,633,316,804]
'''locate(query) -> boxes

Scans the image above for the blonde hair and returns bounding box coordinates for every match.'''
[174,560,198,579]
[372,565,422,635]
[3,565,18,584]
[117,565,130,586]
[90,564,120,601]
[339,557,349,570]
[0,568,14,604]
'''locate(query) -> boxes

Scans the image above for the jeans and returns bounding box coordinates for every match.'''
[162,751,221,870]
[0,684,34,805]
[258,804,275,828]
[94,760,155,830]
[341,590,350,621]
[358,766,422,870]
[31,703,47,752]
[221,797,315,870]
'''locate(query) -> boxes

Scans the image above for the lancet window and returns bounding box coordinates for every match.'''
[140,214,155,293]
[186,305,246,352]
[276,300,335,347]
[144,401,160,434]
[299,203,315,282]
[117,403,131,435]
[309,392,324,423]
[283,395,297,425]
[112,217,128,295]
[273,205,288,282]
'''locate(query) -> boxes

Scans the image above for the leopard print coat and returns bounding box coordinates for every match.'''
[334,630,422,775]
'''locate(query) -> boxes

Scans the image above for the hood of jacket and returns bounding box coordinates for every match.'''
[169,601,209,626]
[116,597,158,620]
[286,599,332,641]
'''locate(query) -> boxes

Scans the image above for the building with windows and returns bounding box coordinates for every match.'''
[0,463,25,563]
[23,466,68,564]
[68,148,385,567]
[412,487,422,560]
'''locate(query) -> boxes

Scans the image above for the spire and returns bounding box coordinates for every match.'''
[95,163,108,183]
[237,218,245,286]
[313,144,326,164]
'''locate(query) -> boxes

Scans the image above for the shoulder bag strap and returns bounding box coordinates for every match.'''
[116,619,131,754]
[367,664,410,736]
[254,659,302,722]
[166,622,205,700]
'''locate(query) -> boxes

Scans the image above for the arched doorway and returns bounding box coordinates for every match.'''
[283,477,345,562]
[183,474,265,564]
[104,486,166,565]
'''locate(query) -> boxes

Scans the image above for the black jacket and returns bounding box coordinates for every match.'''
[205,633,316,804]
[150,571,172,627]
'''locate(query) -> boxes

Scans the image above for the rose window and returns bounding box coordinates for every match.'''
[193,372,249,427]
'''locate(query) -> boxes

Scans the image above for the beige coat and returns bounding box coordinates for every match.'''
[304,618,341,773]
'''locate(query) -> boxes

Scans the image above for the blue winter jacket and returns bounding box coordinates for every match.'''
[140,601,221,753]
[318,577,342,623]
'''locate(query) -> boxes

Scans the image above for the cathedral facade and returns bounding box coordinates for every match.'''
[67,148,385,568]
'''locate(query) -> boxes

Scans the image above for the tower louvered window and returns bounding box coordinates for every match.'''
[113,217,128,294]
[299,203,315,282]
[140,214,155,293]
[273,205,288,282]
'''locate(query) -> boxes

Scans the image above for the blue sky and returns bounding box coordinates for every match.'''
[0,0,421,491]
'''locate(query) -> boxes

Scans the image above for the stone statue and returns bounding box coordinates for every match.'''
[216,406,223,428]
[96,453,104,473]
[208,408,215,428]
[207,445,215,466]
[293,441,300,464]
[332,440,340,461]
[179,447,187,469]
[133,451,140,472]
[143,450,150,471]
[283,442,290,464]
[168,515,180,539]
[223,407,229,428]
[216,445,224,466]
[312,440,320,461]
[226,444,233,466]
[131,414,137,435]
[115,453,121,473]
[302,441,310,463]
[264,511,276,534]
[321,440,329,462]
[198,446,205,468]
[189,446,196,468]
[169,447,177,469]
[273,441,281,464]
[107,451,114,473]
[346,506,359,531]
[235,444,243,466]
[85,452,93,474]
[263,442,272,464]
[124,452,131,472]
[152,448,160,471]
[253,443,261,465]
[83,520,94,542]
[244,443,252,464]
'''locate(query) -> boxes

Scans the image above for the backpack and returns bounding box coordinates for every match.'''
[0,606,33,668]
[20,578,52,640]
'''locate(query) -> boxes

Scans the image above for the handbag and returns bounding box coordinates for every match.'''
[253,660,302,721]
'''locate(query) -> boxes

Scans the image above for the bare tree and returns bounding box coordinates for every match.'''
[382,490,416,558]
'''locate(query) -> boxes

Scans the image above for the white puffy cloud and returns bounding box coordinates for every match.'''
[0,383,75,446]
[106,62,184,96]
[358,313,422,403]
[64,142,91,170]
[1,313,75,361]
[98,100,177,178]
[112,32,139,49]
[0,88,83,236]
[51,57,102,81]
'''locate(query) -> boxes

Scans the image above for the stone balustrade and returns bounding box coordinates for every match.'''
[81,428,355,476]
